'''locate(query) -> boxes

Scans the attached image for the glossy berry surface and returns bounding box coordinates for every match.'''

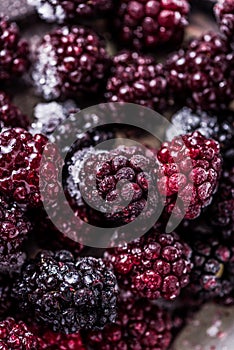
[0,92,29,130]
[13,251,118,334]
[214,0,234,43]
[157,131,222,220]
[32,26,110,100]
[114,0,190,50]
[105,228,192,300]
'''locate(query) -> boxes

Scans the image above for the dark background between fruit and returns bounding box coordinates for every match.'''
[1,0,234,349]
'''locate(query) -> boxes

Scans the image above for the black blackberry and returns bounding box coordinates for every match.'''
[12,251,118,334]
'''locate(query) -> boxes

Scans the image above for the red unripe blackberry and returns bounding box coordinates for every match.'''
[157,131,222,220]
[0,92,29,130]
[214,0,234,44]
[105,228,192,300]
[32,26,111,100]
[114,0,190,50]
[165,32,234,111]
[0,17,30,82]
[41,330,85,350]
[105,51,168,110]
[28,0,114,23]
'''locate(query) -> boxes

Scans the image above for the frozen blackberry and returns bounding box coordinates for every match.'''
[165,32,234,111]
[13,251,118,334]
[28,0,114,23]
[85,295,173,350]
[214,0,234,44]
[0,92,29,130]
[0,128,48,208]
[0,317,42,349]
[105,228,192,300]
[157,131,222,220]
[32,26,111,100]
[66,145,159,226]
[105,51,169,110]
[0,16,30,81]
[114,0,190,50]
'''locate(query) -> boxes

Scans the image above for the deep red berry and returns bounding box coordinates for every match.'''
[214,0,234,43]
[0,92,29,130]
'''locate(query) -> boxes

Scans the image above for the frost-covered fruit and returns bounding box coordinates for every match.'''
[66,145,159,226]
[13,251,118,334]
[105,228,192,300]
[0,318,42,349]
[114,0,190,50]
[32,26,110,100]
[28,0,114,23]
[0,16,30,81]
[85,296,174,350]
[0,92,29,130]
[157,131,222,220]
[105,51,169,110]
[165,32,234,111]
[0,128,48,208]
[214,0,234,43]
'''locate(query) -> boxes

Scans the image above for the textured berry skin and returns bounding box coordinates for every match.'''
[105,228,192,300]
[0,92,29,130]
[13,251,118,334]
[0,17,29,81]
[214,0,234,43]
[114,0,190,50]
[0,318,42,349]
[105,51,168,110]
[166,32,234,111]
[157,131,222,220]
[0,195,31,274]
[40,330,85,350]
[32,26,110,100]
[28,0,114,23]
[0,128,48,208]
[85,295,173,350]
[66,145,159,226]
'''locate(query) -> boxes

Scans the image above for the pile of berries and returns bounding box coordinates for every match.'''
[0,0,233,349]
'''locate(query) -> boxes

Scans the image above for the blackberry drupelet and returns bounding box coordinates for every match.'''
[0,92,29,130]
[165,32,234,111]
[105,228,192,300]
[157,131,222,220]
[28,0,114,23]
[105,50,169,110]
[13,251,118,334]
[0,16,30,81]
[32,26,111,100]
[114,0,190,50]
[214,0,234,44]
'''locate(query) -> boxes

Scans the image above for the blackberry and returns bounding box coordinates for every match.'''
[0,16,30,81]
[0,277,14,319]
[157,131,222,220]
[105,51,169,110]
[0,195,31,274]
[0,92,29,130]
[32,26,111,100]
[165,32,234,111]
[28,0,114,23]
[105,228,192,300]
[0,128,48,208]
[66,145,159,226]
[0,317,42,349]
[13,251,118,334]
[214,0,234,44]
[114,0,190,50]
[85,295,173,350]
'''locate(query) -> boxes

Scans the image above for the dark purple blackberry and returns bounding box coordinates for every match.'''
[66,145,159,226]
[105,51,169,110]
[165,32,234,111]
[0,317,42,349]
[114,0,190,50]
[0,16,30,81]
[13,251,118,334]
[105,228,192,300]
[28,0,114,22]
[32,26,111,100]
[214,0,234,44]
[0,92,29,130]
[85,295,174,350]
